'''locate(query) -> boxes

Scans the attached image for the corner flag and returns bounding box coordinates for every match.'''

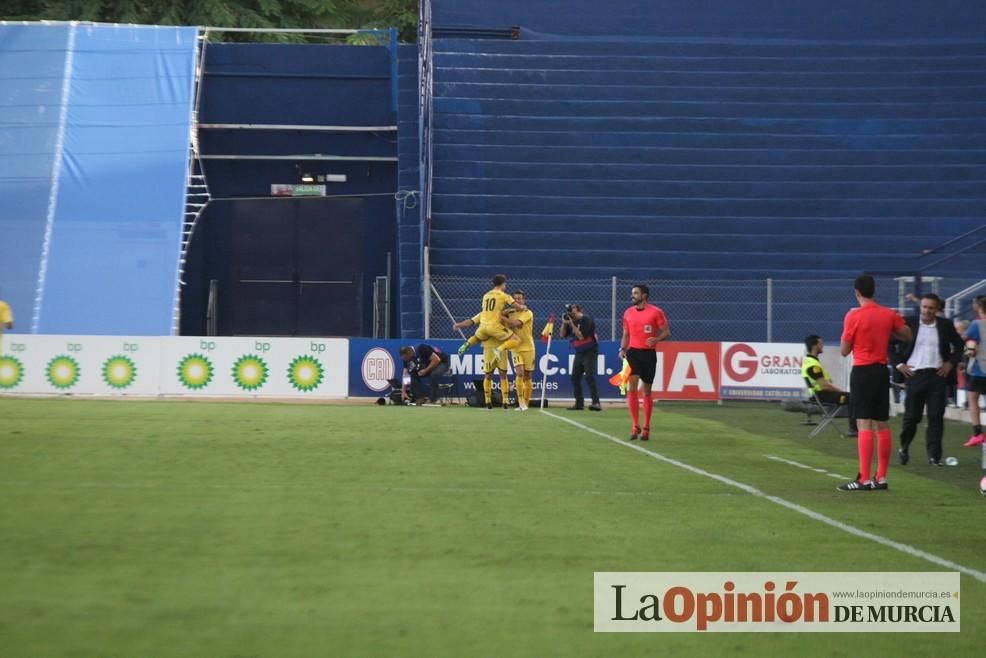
[538,314,557,408]
[541,314,555,343]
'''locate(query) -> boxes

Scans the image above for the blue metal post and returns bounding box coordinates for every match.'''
[389,27,399,114]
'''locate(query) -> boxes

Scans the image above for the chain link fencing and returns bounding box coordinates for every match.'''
[427,275,984,344]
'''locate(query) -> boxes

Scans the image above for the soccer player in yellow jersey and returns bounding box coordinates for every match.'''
[453,274,525,361]
[453,274,526,409]
[454,310,512,410]
[504,290,535,411]
[0,298,13,354]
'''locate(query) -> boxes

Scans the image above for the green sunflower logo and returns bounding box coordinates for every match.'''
[46,355,80,389]
[102,355,137,389]
[0,355,24,389]
[232,354,268,391]
[177,354,213,390]
[287,355,323,392]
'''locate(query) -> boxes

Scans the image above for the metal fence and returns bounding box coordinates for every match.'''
[427,275,985,344]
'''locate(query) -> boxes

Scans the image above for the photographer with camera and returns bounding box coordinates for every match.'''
[559,304,602,411]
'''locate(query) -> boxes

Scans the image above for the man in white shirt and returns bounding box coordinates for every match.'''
[892,294,965,465]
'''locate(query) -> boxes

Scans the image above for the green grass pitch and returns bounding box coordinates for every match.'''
[0,397,983,656]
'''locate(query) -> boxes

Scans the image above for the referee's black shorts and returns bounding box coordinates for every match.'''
[626,348,657,385]
[850,363,890,421]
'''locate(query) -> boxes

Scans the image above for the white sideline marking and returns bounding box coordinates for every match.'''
[765,454,849,480]
[542,410,986,584]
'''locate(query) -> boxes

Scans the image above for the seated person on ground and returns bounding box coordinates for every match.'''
[399,344,451,404]
[802,334,857,436]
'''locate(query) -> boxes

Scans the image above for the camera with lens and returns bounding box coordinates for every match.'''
[562,303,575,322]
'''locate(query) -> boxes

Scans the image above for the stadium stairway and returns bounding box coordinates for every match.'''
[427,37,986,285]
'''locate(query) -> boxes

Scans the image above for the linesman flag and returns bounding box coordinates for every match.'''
[609,358,632,396]
[541,314,555,343]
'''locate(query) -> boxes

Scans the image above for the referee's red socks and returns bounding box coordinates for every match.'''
[627,391,640,428]
[642,393,654,429]
[857,430,875,483]
[875,428,892,481]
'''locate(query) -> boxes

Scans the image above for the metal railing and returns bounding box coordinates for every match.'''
[426,275,984,344]
[945,279,986,320]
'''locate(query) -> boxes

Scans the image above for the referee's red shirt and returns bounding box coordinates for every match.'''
[840,301,905,366]
[623,304,668,349]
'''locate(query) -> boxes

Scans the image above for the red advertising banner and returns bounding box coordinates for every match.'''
[651,342,721,401]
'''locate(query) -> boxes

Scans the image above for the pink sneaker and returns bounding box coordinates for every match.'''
[962,433,985,448]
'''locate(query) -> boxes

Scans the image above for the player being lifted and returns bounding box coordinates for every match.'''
[453,274,525,409]
[454,274,525,363]
[504,289,535,411]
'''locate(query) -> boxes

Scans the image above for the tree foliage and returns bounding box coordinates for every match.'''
[0,0,419,42]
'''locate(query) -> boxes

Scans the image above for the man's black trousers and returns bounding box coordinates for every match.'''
[899,369,947,461]
[571,349,600,407]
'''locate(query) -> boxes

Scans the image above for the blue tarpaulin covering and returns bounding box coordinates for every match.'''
[0,22,197,335]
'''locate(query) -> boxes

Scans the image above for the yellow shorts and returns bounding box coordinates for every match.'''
[474,322,511,343]
[482,345,508,374]
[511,349,535,372]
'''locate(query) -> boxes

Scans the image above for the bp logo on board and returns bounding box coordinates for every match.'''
[46,355,80,389]
[102,355,137,389]
[177,354,213,390]
[0,355,24,389]
[233,354,268,391]
[288,355,323,392]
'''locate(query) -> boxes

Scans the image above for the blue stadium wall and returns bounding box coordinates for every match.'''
[1,26,406,339]
[0,23,198,335]
[420,0,986,342]
[433,0,986,40]
[179,43,402,338]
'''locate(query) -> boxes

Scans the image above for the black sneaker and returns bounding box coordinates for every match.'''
[872,479,889,491]
[629,426,640,441]
[898,448,909,465]
[566,405,584,411]
[588,403,602,412]
[837,479,873,492]
[486,403,493,410]
[928,458,943,466]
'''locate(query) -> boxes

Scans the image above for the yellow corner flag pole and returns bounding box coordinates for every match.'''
[538,314,555,409]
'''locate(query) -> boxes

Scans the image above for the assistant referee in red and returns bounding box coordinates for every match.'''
[618,284,671,441]
[838,275,912,492]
